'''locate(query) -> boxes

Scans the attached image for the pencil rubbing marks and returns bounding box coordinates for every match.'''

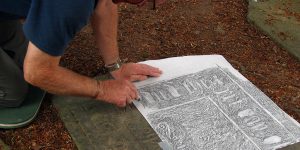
[138,68,232,109]
[137,67,300,150]
[149,98,258,150]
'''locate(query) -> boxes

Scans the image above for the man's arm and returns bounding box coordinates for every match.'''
[91,0,119,65]
[24,42,137,107]
[24,42,98,97]
[23,0,162,107]
[91,0,162,81]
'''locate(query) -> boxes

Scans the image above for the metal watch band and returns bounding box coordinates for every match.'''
[104,58,122,72]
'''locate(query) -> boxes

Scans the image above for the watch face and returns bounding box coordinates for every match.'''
[105,59,122,72]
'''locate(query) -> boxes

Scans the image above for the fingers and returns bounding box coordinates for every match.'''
[126,95,133,105]
[115,92,127,108]
[114,63,162,81]
[129,75,148,81]
[117,99,127,107]
[140,64,162,76]
[115,80,137,108]
[112,80,138,108]
[126,80,138,100]
[133,63,162,77]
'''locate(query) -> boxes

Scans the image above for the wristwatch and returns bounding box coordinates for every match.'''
[104,58,122,72]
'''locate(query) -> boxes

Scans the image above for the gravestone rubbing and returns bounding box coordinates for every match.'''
[134,55,300,150]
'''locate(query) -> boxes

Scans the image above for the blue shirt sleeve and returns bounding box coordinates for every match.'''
[23,0,95,56]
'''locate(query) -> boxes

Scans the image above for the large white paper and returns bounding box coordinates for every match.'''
[133,55,300,150]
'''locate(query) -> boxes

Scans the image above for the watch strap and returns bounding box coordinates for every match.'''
[105,58,122,72]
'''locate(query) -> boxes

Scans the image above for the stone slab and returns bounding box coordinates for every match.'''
[279,142,300,150]
[52,75,161,150]
[247,0,300,60]
[0,139,10,150]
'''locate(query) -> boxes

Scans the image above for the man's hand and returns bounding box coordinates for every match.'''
[98,63,162,107]
[110,63,162,81]
[95,80,138,107]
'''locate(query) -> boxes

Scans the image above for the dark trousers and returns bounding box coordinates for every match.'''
[0,20,28,107]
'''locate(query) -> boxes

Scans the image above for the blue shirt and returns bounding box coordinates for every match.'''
[0,0,96,56]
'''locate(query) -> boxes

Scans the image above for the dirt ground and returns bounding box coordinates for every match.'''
[1,0,300,149]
